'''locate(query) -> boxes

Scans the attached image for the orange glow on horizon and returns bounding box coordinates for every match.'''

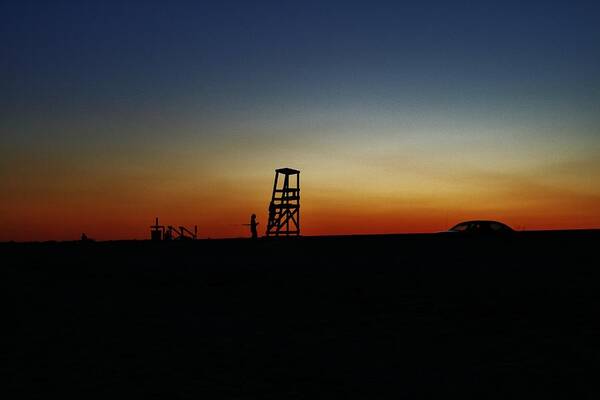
[2,129,599,241]
[2,177,599,241]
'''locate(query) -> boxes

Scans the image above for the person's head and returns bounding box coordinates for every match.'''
[251,214,256,219]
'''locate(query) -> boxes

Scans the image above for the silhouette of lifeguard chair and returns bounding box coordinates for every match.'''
[266,168,300,237]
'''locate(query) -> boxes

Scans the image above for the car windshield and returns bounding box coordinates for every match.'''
[490,222,503,231]
[450,223,470,232]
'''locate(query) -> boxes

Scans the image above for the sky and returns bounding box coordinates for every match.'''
[1,0,599,241]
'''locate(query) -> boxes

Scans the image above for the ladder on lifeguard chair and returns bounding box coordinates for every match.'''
[266,168,300,237]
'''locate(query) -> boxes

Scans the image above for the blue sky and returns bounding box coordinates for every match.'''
[1,1,599,239]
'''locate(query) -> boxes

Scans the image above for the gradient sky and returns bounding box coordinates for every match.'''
[1,0,599,241]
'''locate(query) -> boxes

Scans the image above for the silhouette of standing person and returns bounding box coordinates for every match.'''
[250,214,259,239]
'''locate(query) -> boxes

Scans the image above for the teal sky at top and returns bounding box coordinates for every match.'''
[2,1,599,156]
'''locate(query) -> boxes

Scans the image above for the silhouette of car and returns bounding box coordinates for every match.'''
[446,220,514,235]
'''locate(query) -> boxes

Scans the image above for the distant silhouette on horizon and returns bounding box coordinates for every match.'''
[149,217,198,241]
[251,214,259,239]
[80,233,95,242]
[245,214,259,239]
[445,220,514,236]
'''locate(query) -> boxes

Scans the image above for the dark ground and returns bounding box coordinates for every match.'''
[3,230,600,398]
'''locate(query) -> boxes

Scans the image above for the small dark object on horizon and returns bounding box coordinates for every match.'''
[150,217,164,241]
[446,220,514,235]
[243,214,259,239]
[80,233,95,242]
[150,217,198,240]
